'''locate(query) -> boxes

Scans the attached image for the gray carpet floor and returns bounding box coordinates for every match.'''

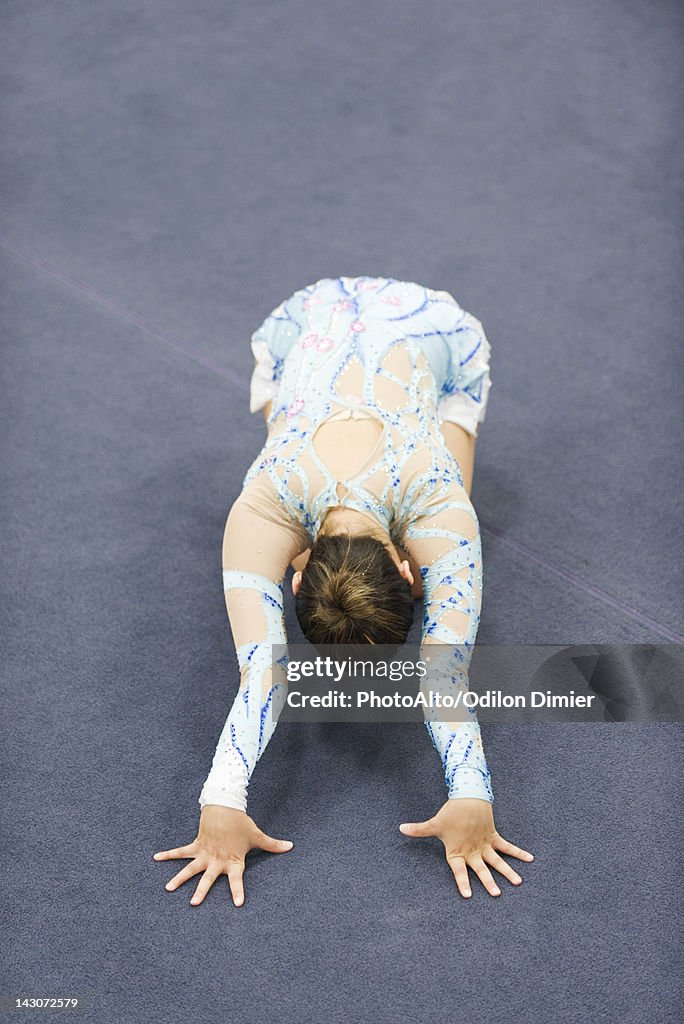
[1,2,682,1022]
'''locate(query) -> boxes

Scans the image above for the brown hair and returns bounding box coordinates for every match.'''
[294,532,415,649]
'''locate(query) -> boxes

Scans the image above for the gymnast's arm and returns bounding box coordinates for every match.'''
[154,474,309,908]
[397,482,534,897]
[394,422,475,594]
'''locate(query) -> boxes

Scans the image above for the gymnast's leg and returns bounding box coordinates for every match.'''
[439,420,476,496]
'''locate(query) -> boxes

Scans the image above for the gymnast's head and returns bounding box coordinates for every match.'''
[292,526,415,647]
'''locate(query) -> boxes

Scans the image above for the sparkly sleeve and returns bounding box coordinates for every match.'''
[249,291,306,414]
[427,294,493,439]
[199,476,308,812]
[400,483,493,803]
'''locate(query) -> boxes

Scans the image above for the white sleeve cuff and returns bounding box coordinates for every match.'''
[199,747,249,813]
[447,768,493,802]
[437,373,492,438]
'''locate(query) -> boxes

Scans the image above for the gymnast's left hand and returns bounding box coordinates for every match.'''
[399,798,534,898]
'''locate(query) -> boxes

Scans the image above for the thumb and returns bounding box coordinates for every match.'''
[399,820,435,838]
[255,831,294,854]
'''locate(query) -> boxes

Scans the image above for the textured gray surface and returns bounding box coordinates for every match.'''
[1,2,682,1022]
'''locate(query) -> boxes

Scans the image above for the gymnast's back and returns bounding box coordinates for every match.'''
[236,275,492,553]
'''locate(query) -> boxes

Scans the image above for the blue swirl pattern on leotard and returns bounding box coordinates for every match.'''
[200,276,493,812]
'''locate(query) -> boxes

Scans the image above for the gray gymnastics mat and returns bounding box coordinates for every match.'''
[1,2,682,1022]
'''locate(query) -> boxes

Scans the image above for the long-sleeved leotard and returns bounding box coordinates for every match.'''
[200,276,493,813]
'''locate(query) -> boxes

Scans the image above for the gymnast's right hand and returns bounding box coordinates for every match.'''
[153,805,294,907]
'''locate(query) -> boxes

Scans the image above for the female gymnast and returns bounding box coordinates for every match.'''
[154,275,534,906]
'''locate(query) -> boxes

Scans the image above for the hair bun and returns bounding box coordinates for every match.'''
[294,532,414,647]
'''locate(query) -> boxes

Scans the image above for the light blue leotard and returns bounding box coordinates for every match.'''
[200,276,494,813]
